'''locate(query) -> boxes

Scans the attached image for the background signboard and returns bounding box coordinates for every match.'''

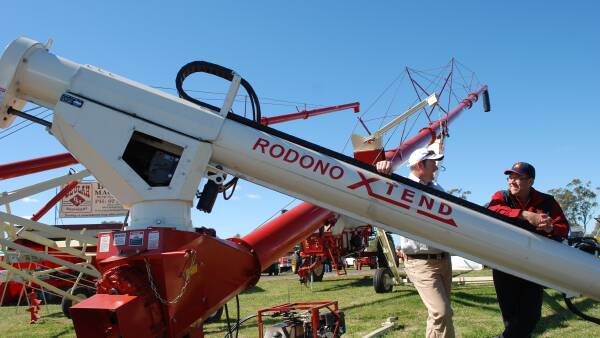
[59,182,127,218]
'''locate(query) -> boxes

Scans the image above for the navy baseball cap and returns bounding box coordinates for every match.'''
[504,162,535,179]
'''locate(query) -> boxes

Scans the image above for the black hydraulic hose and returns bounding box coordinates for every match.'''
[7,107,52,128]
[224,303,233,337]
[175,61,261,123]
[236,295,240,338]
[221,177,239,200]
[563,294,600,325]
[223,314,259,338]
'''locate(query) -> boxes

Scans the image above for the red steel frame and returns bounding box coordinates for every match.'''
[260,102,359,126]
[0,155,119,306]
[297,225,373,280]
[257,301,342,338]
[384,86,488,170]
[31,180,78,221]
[0,152,77,180]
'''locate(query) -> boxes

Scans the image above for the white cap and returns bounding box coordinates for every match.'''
[407,147,444,166]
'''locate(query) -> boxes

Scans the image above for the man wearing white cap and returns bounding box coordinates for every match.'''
[376,147,455,338]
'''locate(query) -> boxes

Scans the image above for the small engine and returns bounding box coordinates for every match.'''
[261,303,345,338]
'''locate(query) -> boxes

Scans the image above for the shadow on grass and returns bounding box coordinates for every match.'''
[342,289,419,312]
[50,328,73,338]
[451,289,500,312]
[44,311,68,318]
[315,276,374,292]
[241,285,265,294]
[534,291,599,335]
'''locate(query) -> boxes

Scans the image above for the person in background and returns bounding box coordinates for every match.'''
[487,162,569,338]
[376,147,455,338]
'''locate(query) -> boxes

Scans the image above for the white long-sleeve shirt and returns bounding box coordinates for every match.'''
[399,173,445,255]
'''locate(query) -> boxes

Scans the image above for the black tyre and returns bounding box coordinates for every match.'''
[61,286,94,318]
[373,268,394,293]
[310,262,325,282]
[205,306,223,323]
[291,252,302,274]
[35,288,60,304]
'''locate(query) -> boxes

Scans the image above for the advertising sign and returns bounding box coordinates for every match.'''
[59,182,127,218]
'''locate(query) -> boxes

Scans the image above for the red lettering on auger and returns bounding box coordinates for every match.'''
[252,137,344,180]
[347,170,457,227]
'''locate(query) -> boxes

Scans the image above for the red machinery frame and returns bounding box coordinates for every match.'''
[257,301,343,338]
[0,155,120,306]
[296,225,374,281]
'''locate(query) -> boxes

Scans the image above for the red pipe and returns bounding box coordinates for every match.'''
[384,86,487,170]
[260,102,359,126]
[242,203,334,269]
[0,153,78,180]
[30,180,79,221]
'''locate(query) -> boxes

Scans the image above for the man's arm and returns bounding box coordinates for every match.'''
[547,197,570,238]
[487,191,521,217]
[487,191,548,226]
[375,160,392,175]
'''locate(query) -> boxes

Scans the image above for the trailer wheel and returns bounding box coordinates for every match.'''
[311,262,325,282]
[373,268,394,293]
[204,306,223,323]
[291,253,302,274]
[61,286,94,318]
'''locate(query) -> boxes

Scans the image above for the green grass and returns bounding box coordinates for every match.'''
[1,270,599,337]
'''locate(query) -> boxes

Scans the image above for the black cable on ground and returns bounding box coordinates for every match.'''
[223,314,259,338]
[224,303,233,338]
[235,295,240,338]
[563,294,600,325]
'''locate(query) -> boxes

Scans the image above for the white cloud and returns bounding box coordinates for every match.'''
[22,197,39,204]
[246,193,261,199]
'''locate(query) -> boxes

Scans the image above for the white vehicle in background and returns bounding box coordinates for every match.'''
[278,251,295,272]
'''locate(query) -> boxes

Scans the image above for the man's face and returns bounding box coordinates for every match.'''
[507,174,533,196]
[418,159,438,182]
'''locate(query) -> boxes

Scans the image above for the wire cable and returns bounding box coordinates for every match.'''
[563,294,600,325]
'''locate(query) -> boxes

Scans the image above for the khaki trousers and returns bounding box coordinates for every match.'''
[404,255,455,338]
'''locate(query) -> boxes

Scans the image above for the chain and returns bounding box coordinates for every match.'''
[144,250,196,305]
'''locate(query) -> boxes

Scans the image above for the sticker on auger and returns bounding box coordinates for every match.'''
[148,231,160,250]
[99,234,110,253]
[128,231,144,246]
[60,94,84,108]
[113,232,126,246]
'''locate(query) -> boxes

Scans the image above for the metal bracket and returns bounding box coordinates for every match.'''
[219,73,241,117]
[365,93,438,143]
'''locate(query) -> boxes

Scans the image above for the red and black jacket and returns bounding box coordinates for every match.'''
[487,188,569,239]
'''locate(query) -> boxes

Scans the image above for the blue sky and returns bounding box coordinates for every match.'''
[2,1,599,237]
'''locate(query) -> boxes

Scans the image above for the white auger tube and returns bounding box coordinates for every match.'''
[1,37,598,300]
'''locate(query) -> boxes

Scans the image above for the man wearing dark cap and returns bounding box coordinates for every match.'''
[487,162,569,338]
